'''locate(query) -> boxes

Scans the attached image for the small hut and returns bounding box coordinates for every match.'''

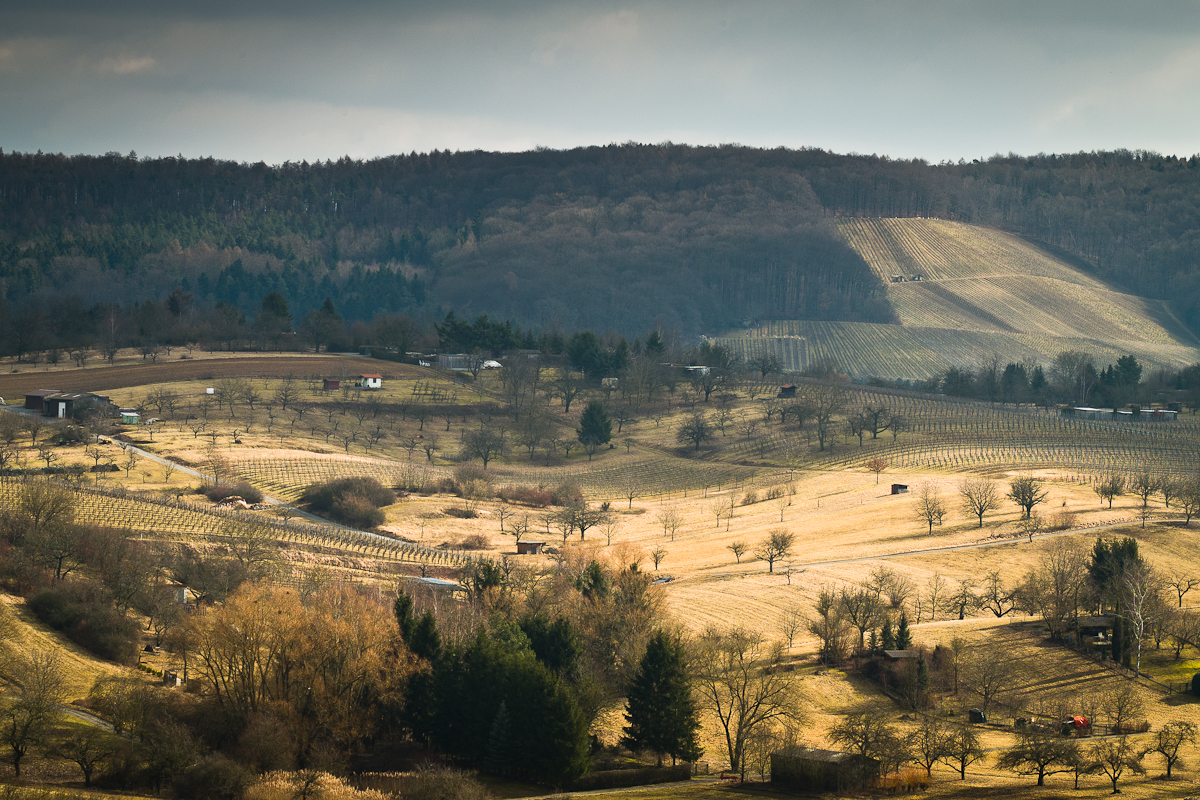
[359,374,383,389]
[777,384,797,398]
[516,540,546,555]
[890,484,909,495]
[322,378,341,391]
[771,746,878,793]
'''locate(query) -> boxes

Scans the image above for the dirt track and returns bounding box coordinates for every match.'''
[0,355,418,398]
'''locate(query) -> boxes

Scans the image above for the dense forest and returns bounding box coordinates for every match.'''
[2,144,1200,350]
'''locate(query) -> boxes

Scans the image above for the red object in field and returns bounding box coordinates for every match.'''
[1072,716,1089,727]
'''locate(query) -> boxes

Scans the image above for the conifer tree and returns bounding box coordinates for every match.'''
[622,631,702,765]
[880,619,895,651]
[896,613,912,650]
[577,401,612,460]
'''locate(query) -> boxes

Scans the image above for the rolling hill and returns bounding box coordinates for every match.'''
[715,218,1200,380]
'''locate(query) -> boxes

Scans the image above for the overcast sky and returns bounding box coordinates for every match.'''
[2,1,1199,164]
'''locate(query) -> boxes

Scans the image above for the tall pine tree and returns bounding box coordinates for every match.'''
[621,630,702,766]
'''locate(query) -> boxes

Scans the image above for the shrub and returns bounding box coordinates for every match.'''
[497,486,553,507]
[247,772,387,800]
[551,482,583,506]
[443,507,478,519]
[1048,509,1077,531]
[331,496,386,529]
[302,477,394,521]
[27,581,140,663]
[205,481,265,504]
[174,754,253,800]
[458,534,490,550]
[742,490,758,505]
[453,462,493,491]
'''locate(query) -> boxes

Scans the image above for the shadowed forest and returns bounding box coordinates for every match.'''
[4,145,1200,346]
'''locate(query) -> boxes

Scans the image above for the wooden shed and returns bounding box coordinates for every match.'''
[516,540,546,555]
[23,389,59,412]
[771,746,878,793]
[777,384,797,398]
[322,378,340,391]
[891,484,909,495]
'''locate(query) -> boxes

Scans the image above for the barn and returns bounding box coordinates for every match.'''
[23,389,59,412]
[770,746,878,792]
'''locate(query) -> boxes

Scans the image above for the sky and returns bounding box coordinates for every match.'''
[2,1,1200,164]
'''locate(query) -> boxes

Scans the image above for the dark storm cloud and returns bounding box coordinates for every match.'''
[2,1,1199,162]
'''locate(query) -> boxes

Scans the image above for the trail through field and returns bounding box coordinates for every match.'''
[785,517,1159,569]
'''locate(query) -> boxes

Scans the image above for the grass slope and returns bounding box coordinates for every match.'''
[715,218,1200,379]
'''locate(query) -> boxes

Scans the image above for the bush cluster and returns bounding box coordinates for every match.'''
[302,477,394,528]
[204,481,265,504]
[27,581,141,664]
[496,486,553,507]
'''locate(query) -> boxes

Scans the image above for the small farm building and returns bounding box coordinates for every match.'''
[402,576,467,598]
[23,389,59,412]
[27,391,111,419]
[516,541,546,555]
[777,384,797,398]
[359,374,383,389]
[891,484,909,495]
[437,354,471,371]
[881,649,919,663]
[482,360,503,370]
[322,378,340,391]
[770,746,878,793]
[120,410,140,425]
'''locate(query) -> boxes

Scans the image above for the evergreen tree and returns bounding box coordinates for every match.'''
[577,400,612,459]
[880,619,895,651]
[896,613,912,650]
[410,611,442,662]
[621,630,702,766]
[483,701,514,776]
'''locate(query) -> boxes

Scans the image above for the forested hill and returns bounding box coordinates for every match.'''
[3,144,1200,338]
[0,147,890,336]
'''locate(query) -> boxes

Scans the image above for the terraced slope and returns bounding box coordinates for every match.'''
[715,218,1200,379]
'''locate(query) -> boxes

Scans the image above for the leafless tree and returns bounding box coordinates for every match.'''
[655,508,683,541]
[693,627,802,779]
[727,541,748,564]
[959,478,1001,527]
[914,481,946,534]
[755,529,794,573]
[649,545,667,570]
[839,587,885,652]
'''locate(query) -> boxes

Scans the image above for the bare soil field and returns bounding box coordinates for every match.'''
[0,354,417,400]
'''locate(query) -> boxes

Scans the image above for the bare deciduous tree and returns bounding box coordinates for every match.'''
[755,529,794,573]
[693,628,802,780]
[960,478,1001,527]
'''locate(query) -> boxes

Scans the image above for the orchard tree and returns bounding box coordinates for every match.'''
[960,478,1001,527]
[1007,474,1050,519]
[755,529,794,573]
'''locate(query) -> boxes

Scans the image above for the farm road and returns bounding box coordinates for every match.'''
[0,354,411,399]
[787,519,1168,570]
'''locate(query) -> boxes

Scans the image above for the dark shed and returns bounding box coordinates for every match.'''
[771,746,878,793]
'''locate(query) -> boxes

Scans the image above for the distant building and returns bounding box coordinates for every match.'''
[358,374,383,389]
[771,746,878,793]
[891,484,909,495]
[516,541,546,555]
[322,378,341,391]
[777,384,797,398]
[25,390,111,419]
